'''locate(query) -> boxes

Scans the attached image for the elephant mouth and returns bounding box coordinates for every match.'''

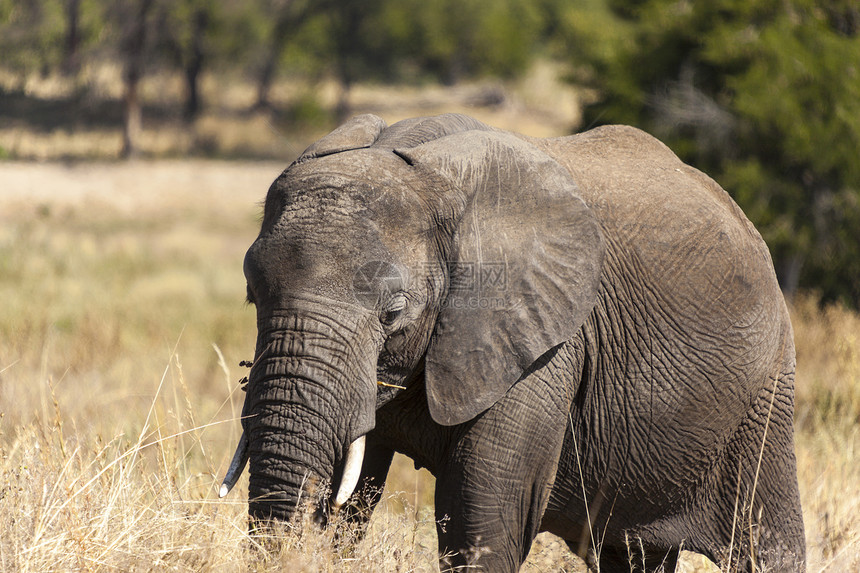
[219,431,367,514]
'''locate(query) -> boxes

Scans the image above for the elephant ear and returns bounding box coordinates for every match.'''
[396,131,605,426]
[293,114,387,164]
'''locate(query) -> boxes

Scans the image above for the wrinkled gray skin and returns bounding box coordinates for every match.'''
[233,113,805,572]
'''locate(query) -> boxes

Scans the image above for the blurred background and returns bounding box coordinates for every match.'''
[1,1,859,571]
[2,0,859,304]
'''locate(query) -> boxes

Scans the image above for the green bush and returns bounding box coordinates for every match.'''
[556,0,860,305]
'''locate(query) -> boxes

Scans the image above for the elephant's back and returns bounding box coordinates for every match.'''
[537,124,792,424]
[538,125,785,329]
[540,125,773,275]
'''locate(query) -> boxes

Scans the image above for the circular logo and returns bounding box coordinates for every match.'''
[351,260,405,309]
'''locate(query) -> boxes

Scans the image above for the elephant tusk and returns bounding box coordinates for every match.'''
[219,431,249,498]
[332,435,366,510]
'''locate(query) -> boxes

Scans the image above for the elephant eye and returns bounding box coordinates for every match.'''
[381,293,407,326]
[246,284,256,305]
[381,308,403,326]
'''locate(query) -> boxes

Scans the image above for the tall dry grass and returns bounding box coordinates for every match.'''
[790,298,860,571]
[1,160,858,571]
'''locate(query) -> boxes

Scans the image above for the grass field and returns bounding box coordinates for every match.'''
[1,70,858,571]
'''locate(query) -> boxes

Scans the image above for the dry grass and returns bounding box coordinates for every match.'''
[790,297,860,572]
[0,69,858,571]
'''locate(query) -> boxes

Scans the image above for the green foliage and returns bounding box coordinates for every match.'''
[559,0,860,305]
[240,0,550,84]
[282,91,332,129]
[0,0,68,74]
[0,0,559,90]
[400,0,545,81]
[0,0,107,78]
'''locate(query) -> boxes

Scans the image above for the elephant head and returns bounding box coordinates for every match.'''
[221,113,604,525]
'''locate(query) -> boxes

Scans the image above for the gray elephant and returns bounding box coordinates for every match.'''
[220,113,805,572]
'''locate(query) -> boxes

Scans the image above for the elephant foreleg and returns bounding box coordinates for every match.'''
[434,370,571,572]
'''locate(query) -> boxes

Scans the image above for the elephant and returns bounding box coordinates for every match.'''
[220,113,805,572]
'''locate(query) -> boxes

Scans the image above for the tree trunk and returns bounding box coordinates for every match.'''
[776,252,803,302]
[253,2,299,111]
[254,54,277,112]
[335,77,353,123]
[182,8,208,122]
[332,0,361,123]
[120,0,153,159]
[62,0,81,76]
[121,82,142,159]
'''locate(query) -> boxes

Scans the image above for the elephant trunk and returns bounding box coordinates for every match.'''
[240,310,377,523]
[222,431,365,509]
[246,387,335,521]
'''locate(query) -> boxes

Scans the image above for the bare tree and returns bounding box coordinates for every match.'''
[62,0,82,75]
[253,1,294,111]
[182,5,208,121]
[120,0,154,159]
